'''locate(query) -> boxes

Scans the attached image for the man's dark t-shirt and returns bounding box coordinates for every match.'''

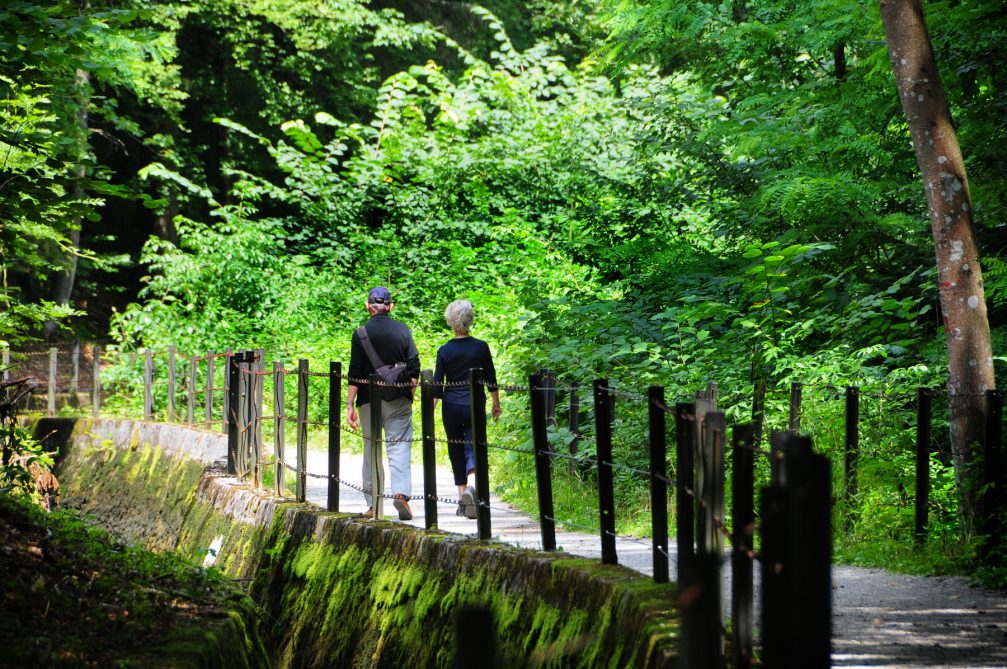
[348,314,420,406]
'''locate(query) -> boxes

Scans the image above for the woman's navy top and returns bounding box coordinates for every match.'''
[433,336,498,405]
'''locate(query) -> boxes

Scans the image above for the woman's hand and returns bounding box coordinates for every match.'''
[491,403,502,422]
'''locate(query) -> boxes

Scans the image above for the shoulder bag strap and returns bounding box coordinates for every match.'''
[356,325,386,370]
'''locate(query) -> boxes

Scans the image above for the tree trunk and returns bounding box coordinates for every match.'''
[879,0,996,534]
[43,67,89,341]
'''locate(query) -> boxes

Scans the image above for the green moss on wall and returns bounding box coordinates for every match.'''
[40,418,680,668]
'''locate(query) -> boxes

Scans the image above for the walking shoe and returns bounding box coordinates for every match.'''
[461,486,478,520]
[456,502,465,517]
[393,494,413,521]
[363,507,374,518]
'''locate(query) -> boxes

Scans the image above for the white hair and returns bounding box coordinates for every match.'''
[444,299,474,334]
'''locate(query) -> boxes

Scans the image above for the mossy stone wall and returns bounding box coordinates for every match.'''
[40,418,680,668]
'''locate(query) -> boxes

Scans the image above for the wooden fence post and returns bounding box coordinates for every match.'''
[593,378,617,565]
[221,347,233,434]
[167,345,177,422]
[48,347,57,416]
[2,346,9,383]
[225,351,242,475]
[92,348,101,418]
[470,368,491,540]
[648,385,669,584]
[789,382,802,431]
[273,361,285,497]
[568,384,580,475]
[675,402,696,586]
[237,352,252,479]
[531,372,557,551]
[143,348,153,420]
[187,356,196,426]
[761,432,832,669]
[915,387,932,545]
[251,349,264,488]
[205,350,215,429]
[983,389,1005,546]
[731,423,756,669]
[70,340,79,396]
[420,369,438,529]
[296,359,309,503]
[845,385,860,523]
[366,373,384,517]
[328,361,341,512]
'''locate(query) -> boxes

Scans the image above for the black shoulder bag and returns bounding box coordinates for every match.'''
[356,326,410,401]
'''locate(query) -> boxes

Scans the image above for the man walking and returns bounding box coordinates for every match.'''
[346,286,420,520]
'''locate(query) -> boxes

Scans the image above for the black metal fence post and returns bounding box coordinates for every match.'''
[274,361,285,497]
[421,370,438,529]
[593,378,617,565]
[915,387,932,545]
[789,382,802,431]
[368,373,384,518]
[845,385,860,524]
[530,373,556,551]
[648,385,669,584]
[731,423,755,669]
[470,368,491,540]
[328,361,341,512]
[296,359,309,502]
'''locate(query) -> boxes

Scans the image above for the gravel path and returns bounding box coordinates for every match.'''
[303,450,1007,668]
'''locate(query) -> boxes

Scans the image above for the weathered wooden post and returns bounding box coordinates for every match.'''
[143,348,153,420]
[845,385,860,523]
[983,390,1005,547]
[761,432,832,669]
[470,368,491,540]
[70,340,79,396]
[530,372,557,551]
[675,402,696,584]
[327,361,341,511]
[915,387,932,545]
[92,347,101,418]
[696,411,725,669]
[648,384,669,584]
[593,378,617,565]
[296,359,309,503]
[2,346,9,383]
[568,384,580,475]
[225,350,243,476]
[167,345,177,422]
[48,347,57,416]
[221,347,233,434]
[273,361,285,497]
[789,382,802,431]
[187,355,197,426]
[420,369,438,529]
[731,423,756,669]
[205,350,215,429]
[367,373,383,518]
[251,349,264,488]
[237,352,251,479]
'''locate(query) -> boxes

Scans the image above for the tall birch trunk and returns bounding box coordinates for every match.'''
[879,0,996,534]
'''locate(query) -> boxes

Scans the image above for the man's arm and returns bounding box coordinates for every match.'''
[346,384,359,429]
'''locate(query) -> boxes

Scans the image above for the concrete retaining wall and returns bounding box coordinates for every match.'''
[39,417,680,668]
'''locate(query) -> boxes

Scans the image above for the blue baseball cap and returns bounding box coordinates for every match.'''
[368,286,392,304]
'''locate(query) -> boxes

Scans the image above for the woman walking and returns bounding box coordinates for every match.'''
[433,300,502,519]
